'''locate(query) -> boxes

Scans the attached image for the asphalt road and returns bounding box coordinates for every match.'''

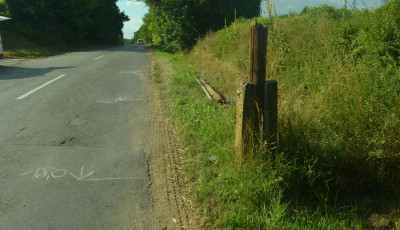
[0,45,155,229]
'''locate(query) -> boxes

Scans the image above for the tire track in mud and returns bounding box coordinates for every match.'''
[148,97,197,229]
[161,115,189,228]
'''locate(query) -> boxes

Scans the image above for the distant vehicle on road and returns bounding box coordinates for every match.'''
[137,39,144,45]
[0,16,11,59]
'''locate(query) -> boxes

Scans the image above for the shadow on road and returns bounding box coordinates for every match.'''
[0,66,73,80]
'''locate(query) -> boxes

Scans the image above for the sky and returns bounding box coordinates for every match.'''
[262,0,383,15]
[116,0,384,39]
[116,0,148,39]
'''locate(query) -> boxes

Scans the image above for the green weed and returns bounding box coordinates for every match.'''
[153,51,364,229]
[153,2,400,228]
[5,49,41,59]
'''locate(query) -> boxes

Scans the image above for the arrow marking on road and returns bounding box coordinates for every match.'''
[70,166,94,181]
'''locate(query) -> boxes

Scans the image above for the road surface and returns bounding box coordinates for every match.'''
[0,45,156,229]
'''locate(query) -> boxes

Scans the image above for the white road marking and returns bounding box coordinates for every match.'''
[83,177,141,181]
[16,74,66,100]
[94,55,105,60]
[20,170,35,176]
[69,166,94,181]
[96,97,142,104]
[21,166,142,182]
[118,71,136,75]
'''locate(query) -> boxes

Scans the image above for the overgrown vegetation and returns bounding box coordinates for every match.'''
[154,1,400,229]
[0,29,69,59]
[134,0,261,52]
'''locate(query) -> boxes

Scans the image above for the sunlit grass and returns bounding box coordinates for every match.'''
[153,51,365,229]
[4,49,42,59]
[154,2,400,228]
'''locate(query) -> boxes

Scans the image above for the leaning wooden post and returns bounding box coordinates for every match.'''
[235,21,268,157]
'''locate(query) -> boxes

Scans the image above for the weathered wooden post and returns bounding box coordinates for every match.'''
[249,21,268,130]
[235,21,268,156]
[235,82,257,156]
[264,80,278,149]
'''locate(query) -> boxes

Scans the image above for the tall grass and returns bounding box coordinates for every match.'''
[154,50,365,228]
[191,0,400,196]
[155,1,400,228]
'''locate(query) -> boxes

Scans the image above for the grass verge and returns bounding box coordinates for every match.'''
[1,29,67,59]
[153,50,369,229]
[154,2,400,228]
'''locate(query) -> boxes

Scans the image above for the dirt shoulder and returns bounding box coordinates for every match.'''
[147,54,201,229]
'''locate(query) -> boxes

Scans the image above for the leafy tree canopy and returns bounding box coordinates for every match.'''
[134,0,261,52]
[2,0,128,44]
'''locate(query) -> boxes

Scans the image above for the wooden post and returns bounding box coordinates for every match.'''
[235,21,268,156]
[248,21,268,138]
[235,82,257,156]
[263,80,278,149]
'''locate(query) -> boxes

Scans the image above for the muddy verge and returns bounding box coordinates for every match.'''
[147,70,200,229]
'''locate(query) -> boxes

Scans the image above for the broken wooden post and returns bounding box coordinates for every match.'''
[235,21,268,156]
[248,21,268,139]
[235,82,257,156]
[263,80,278,149]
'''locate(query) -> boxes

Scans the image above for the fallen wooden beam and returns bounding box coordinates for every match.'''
[195,77,213,100]
[195,76,225,104]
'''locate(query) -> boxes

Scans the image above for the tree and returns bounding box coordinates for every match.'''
[89,0,129,43]
[137,0,261,51]
[4,0,128,44]
[0,0,9,16]
[133,12,151,44]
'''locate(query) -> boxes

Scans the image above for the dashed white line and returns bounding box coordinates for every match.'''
[94,55,105,60]
[16,74,66,100]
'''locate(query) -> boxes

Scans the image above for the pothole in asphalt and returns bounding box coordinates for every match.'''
[60,137,82,146]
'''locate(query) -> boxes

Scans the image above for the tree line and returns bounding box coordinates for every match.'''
[0,0,128,45]
[134,0,261,52]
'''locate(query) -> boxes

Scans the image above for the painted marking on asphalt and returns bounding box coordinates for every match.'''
[84,177,142,181]
[20,170,35,176]
[69,166,94,181]
[96,97,142,104]
[20,166,143,182]
[16,74,66,100]
[94,55,105,60]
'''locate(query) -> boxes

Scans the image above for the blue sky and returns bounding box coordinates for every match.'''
[116,0,148,39]
[117,0,384,39]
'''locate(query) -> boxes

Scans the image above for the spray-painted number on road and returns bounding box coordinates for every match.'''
[21,166,140,182]
[22,167,67,180]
